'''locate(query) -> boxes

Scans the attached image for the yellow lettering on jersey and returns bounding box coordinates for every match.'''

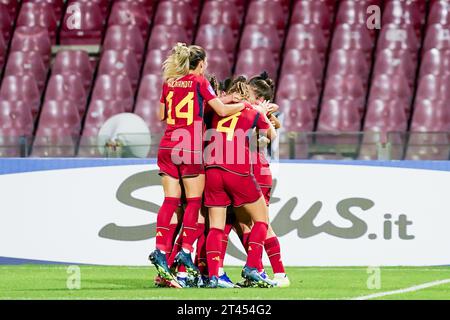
[166,91,194,125]
[166,91,175,125]
[217,112,242,141]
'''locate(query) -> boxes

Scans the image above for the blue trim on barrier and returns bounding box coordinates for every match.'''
[0,158,450,176]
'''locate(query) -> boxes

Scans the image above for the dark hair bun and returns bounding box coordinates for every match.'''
[259,71,269,80]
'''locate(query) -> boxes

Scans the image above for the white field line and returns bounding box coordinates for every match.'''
[352,278,450,300]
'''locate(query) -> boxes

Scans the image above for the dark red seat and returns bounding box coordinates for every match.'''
[204,0,247,15]
[98,50,140,91]
[326,49,370,84]
[239,24,282,59]
[4,51,48,92]
[411,99,450,132]
[331,24,374,61]
[199,1,242,35]
[364,99,408,132]
[369,73,413,108]
[92,74,134,112]
[245,1,286,36]
[323,74,366,102]
[103,25,145,64]
[428,0,450,25]
[137,74,164,101]
[66,0,110,16]
[382,0,424,35]
[291,0,332,38]
[22,0,65,20]
[147,25,189,51]
[142,49,168,76]
[17,2,58,43]
[83,99,128,137]
[52,50,94,90]
[108,1,153,39]
[134,97,166,134]
[0,75,41,118]
[44,74,87,116]
[195,24,237,59]
[285,24,328,60]
[336,0,378,38]
[317,99,362,132]
[420,49,450,77]
[423,24,450,52]
[205,49,233,80]
[0,0,20,17]
[37,100,81,135]
[154,1,195,39]
[59,1,105,45]
[234,49,278,81]
[0,3,13,42]
[416,74,450,101]
[373,49,416,82]
[0,33,7,71]
[276,73,319,105]
[10,26,52,65]
[281,49,324,87]
[277,99,315,132]
[377,23,420,58]
[0,100,34,136]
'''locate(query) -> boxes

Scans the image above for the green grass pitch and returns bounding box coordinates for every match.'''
[0,265,449,300]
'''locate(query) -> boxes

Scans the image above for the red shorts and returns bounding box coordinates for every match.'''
[260,186,272,206]
[204,167,262,208]
[157,148,204,179]
[253,163,272,206]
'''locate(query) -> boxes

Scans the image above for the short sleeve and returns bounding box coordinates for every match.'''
[198,76,217,102]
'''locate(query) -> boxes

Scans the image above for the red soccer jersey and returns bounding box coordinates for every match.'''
[205,102,270,175]
[159,74,217,152]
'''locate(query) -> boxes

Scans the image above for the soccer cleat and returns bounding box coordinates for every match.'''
[218,273,238,288]
[241,266,275,288]
[174,250,200,278]
[206,276,219,288]
[260,270,268,280]
[176,276,190,288]
[149,249,182,288]
[197,275,209,288]
[272,274,291,287]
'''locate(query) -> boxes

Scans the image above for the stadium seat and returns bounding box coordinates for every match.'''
[281,49,324,87]
[369,74,413,108]
[91,75,134,112]
[0,100,34,136]
[0,3,13,42]
[428,0,450,25]
[239,24,283,58]
[154,1,195,39]
[66,0,110,16]
[83,99,129,137]
[52,50,94,91]
[22,0,65,20]
[331,24,374,61]
[199,1,243,35]
[44,74,87,116]
[411,99,450,132]
[291,0,332,38]
[134,98,167,134]
[326,50,370,85]
[98,50,140,91]
[0,0,20,17]
[377,24,420,58]
[323,74,366,103]
[234,49,278,81]
[142,49,167,76]
[160,0,202,16]
[59,1,105,45]
[423,24,450,52]
[416,75,450,101]
[147,25,189,51]
[0,33,7,71]
[382,0,424,35]
[103,25,145,64]
[4,51,48,92]
[420,49,450,77]
[245,1,286,36]
[373,49,416,82]
[108,1,153,39]
[317,99,362,132]
[195,24,237,59]
[285,24,328,60]
[276,73,319,104]
[204,49,233,80]
[204,0,247,15]
[364,99,408,132]
[16,2,58,43]
[37,100,81,135]
[137,74,164,100]
[336,0,375,27]
[0,75,41,118]
[10,26,52,65]
[278,99,315,132]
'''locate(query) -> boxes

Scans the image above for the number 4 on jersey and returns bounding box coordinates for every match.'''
[217,112,242,141]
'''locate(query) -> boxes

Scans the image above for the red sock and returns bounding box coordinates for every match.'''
[195,226,208,275]
[181,197,202,252]
[156,197,180,252]
[206,228,223,278]
[165,223,179,255]
[246,222,268,269]
[167,231,182,268]
[220,224,233,268]
[265,236,285,274]
[240,232,251,253]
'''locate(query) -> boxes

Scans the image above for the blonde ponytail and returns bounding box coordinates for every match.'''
[162,43,190,81]
[162,43,207,81]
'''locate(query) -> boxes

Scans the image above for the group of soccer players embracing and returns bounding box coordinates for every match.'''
[149,43,290,289]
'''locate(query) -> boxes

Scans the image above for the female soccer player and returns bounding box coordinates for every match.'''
[149,43,245,286]
[203,83,278,288]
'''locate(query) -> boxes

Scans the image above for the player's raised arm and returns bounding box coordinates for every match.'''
[208,98,245,117]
